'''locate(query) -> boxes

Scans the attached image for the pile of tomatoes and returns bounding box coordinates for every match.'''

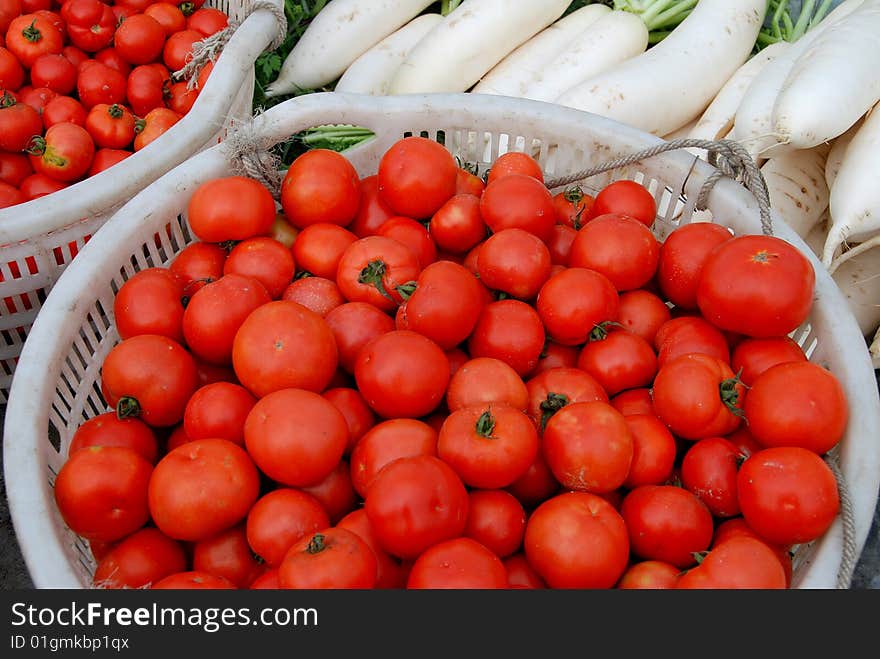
[0,0,229,208]
[52,134,848,589]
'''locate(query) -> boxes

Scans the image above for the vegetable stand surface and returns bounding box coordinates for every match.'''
[4,93,879,589]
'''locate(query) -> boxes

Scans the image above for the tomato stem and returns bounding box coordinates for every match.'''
[108,104,124,119]
[719,369,746,419]
[25,136,46,156]
[358,259,393,301]
[134,118,146,134]
[179,1,196,16]
[116,396,141,420]
[23,19,42,43]
[563,185,584,204]
[539,392,569,431]
[692,550,709,565]
[306,533,326,554]
[294,270,313,280]
[1,91,16,108]
[589,321,623,342]
[475,410,496,438]
[395,281,417,301]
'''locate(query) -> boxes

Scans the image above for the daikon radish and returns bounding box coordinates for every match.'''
[803,212,830,258]
[825,117,864,189]
[264,0,436,97]
[471,4,611,98]
[389,0,571,94]
[662,119,698,142]
[553,0,765,137]
[731,0,865,159]
[823,100,880,267]
[760,143,830,239]
[771,0,880,153]
[830,241,880,337]
[334,14,443,95]
[870,324,880,368]
[523,11,648,103]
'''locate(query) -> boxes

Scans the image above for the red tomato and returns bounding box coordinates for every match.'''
[134,107,180,151]
[169,241,226,293]
[524,492,629,588]
[569,213,660,291]
[676,536,787,589]
[467,299,545,377]
[654,315,731,367]
[245,488,329,567]
[616,561,680,589]
[324,301,396,374]
[429,193,487,254]
[0,95,43,152]
[536,267,619,346]
[0,152,32,187]
[730,336,807,387]
[455,166,485,197]
[506,443,560,509]
[223,237,295,299]
[6,14,63,68]
[0,181,25,208]
[486,151,543,185]
[187,7,227,36]
[113,267,184,342]
[29,54,76,94]
[546,223,577,266]
[322,386,376,454]
[620,485,714,568]
[145,3,187,35]
[479,173,555,243]
[464,489,526,558]
[611,388,655,417]
[616,289,671,345]
[657,221,733,309]
[281,276,345,317]
[577,329,657,397]
[77,61,126,109]
[151,571,235,590]
[531,340,578,376]
[162,28,203,72]
[64,1,115,53]
[279,528,377,589]
[92,527,186,589]
[182,382,256,447]
[193,524,264,589]
[187,176,275,242]
[115,13,166,65]
[377,216,436,269]
[525,366,608,431]
[349,174,395,237]
[126,64,167,117]
[680,437,745,518]
[19,171,67,198]
[292,222,357,279]
[248,569,280,589]
[94,48,133,78]
[552,185,594,229]
[28,121,95,182]
[503,553,546,589]
[378,136,457,219]
[165,80,198,115]
[281,149,361,228]
[349,418,437,498]
[622,414,676,488]
[42,96,87,130]
[337,508,407,589]
[336,235,422,312]
[0,0,22,34]
[477,228,551,300]
[712,517,793,586]
[68,412,158,464]
[54,446,152,542]
[300,459,357,524]
[17,84,57,113]
[447,357,528,413]
[588,179,656,226]
[407,537,507,589]
[88,148,132,175]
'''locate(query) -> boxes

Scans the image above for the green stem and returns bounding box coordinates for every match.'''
[790,0,817,41]
[475,410,496,438]
[358,259,393,301]
[539,392,570,432]
[116,396,141,420]
[306,533,326,554]
[441,0,463,16]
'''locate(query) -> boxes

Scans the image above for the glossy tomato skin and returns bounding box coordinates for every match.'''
[282,276,345,317]
[524,492,630,589]
[377,216,436,269]
[407,537,507,589]
[336,236,422,312]
[696,235,815,338]
[616,561,680,589]
[377,136,457,219]
[126,64,167,117]
[486,151,543,185]
[42,96,87,129]
[525,366,608,432]
[611,388,655,417]
[77,61,126,109]
[92,527,186,589]
[323,387,376,454]
[29,121,95,182]
[68,411,158,464]
[113,267,185,343]
[730,336,806,387]
[503,553,547,589]
[536,267,619,346]
[134,107,181,151]
[477,228,552,300]
[162,28,202,71]
[552,185,594,229]
[29,53,76,94]
[324,302,395,374]
[349,418,437,498]
[350,174,395,237]
[300,459,357,524]
[653,315,731,367]
[151,571,236,590]
[429,193,486,254]
[114,13,166,66]
[577,329,658,397]
[279,527,377,589]
[712,518,793,586]
[657,222,733,309]
[337,509,408,589]
[464,489,527,558]
[588,180,656,226]
[245,488,330,567]
[622,414,676,488]
[680,437,744,518]
[183,382,256,447]
[0,152,33,187]
[531,341,578,376]
[467,299,545,377]
[569,213,660,291]
[223,237,295,299]
[676,536,787,589]
[87,148,132,176]
[616,289,671,345]
[6,14,64,68]
[447,357,529,413]
[187,176,276,243]
[281,149,361,229]
[0,46,25,91]
[193,524,265,589]
[479,173,555,243]
[292,223,357,280]
[169,242,227,294]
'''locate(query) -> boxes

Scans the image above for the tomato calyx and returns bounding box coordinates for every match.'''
[306,533,327,555]
[108,104,125,119]
[23,19,43,43]
[219,240,239,253]
[475,409,497,439]
[750,250,778,265]
[116,396,142,420]
[395,281,418,301]
[588,321,622,342]
[26,136,47,156]
[358,259,393,301]
[179,2,196,17]
[294,270,313,280]
[1,92,16,109]
[455,156,480,176]
[692,550,709,565]
[719,370,746,419]
[134,118,146,135]
[539,392,569,432]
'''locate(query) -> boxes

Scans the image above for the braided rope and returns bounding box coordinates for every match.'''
[174,0,288,88]
[824,454,859,589]
[223,111,283,200]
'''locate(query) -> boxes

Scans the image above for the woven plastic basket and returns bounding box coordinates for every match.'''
[0,0,285,402]
[5,92,880,589]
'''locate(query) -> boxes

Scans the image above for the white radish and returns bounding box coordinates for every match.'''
[771,0,880,153]
[760,143,831,239]
[388,0,571,94]
[523,11,648,103]
[553,0,765,137]
[825,117,865,189]
[731,0,865,159]
[662,119,699,142]
[803,212,830,258]
[823,99,880,266]
[870,324,880,368]
[334,14,443,95]
[472,3,611,98]
[265,0,436,97]
[830,242,880,337]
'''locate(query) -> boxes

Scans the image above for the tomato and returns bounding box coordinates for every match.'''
[476,228,551,300]
[65,1,116,53]
[620,485,714,568]
[181,382,255,447]
[292,222,357,279]
[300,459,356,524]
[524,492,629,588]
[145,3,187,35]
[525,366,608,431]
[446,357,528,413]
[0,181,24,209]
[455,166,485,197]
[279,528,377,589]
[17,84,57,114]
[165,80,198,115]
[61,45,90,69]
[279,148,360,228]
[151,571,235,589]
[377,136,457,219]
[182,273,271,364]
[126,64,168,117]
[364,454,469,560]
[336,235,421,312]
[428,193,486,254]
[531,340,578,376]
[485,150,541,182]
[281,276,345,317]
[552,185,594,229]
[245,488,329,567]
[41,96,85,131]
[503,553,546,589]
[463,489,526,558]
[652,353,745,440]
[543,401,633,493]
[232,301,338,397]
[505,440,559,506]
[657,223,733,310]
[536,267,619,347]
[6,14,63,68]
[222,236,295,299]
[86,147,131,175]
[577,328,657,397]
[114,13,166,65]
[248,569,280,589]
[349,418,437,498]
[27,53,74,95]
[376,216,436,269]
[545,224,576,266]
[27,120,94,182]
[355,329,449,419]
[54,446,152,542]
[622,414,676,488]
[0,153,32,187]
[68,411,158,464]
[349,174,395,237]
[101,334,197,427]
[479,173,555,243]
[588,179,656,226]
[113,267,185,342]
[133,106,180,151]
[730,336,807,387]
[676,536,787,589]
[324,301,395,374]
[76,61,126,110]
[407,537,506,589]
[187,176,276,242]
[569,213,660,291]
[744,361,847,455]
[337,509,407,589]
[680,437,744,518]
[92,527,186,589]
[0,0,21,34]
[187,7,227,36]
[162,29,203,72]
[193,524,264,589]
[94,48,133,78]
[616,289,671,345]
[149,438,260,541]
[19,171,67,198]
[616,561,680,589]
[0,94,42,152]
[697,234,815,337]
[653,315,730,367]
[467,299,545,377]
[712,517,793,586]
[169,242,226,295]
[395,260,484,350]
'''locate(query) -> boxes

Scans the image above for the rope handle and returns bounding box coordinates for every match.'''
[173,0,289,88]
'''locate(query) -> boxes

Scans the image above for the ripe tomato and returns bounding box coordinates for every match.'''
[115,13,166,65]
[552,185,594,229]
[77,61,127,109]
[620,485,714,568]
[292,222,357,279]
[162,29,203,72]
[468,299,545,377]
[364,454,469,560]
[0,0,21,34]
[524,492,629,589]
[446,357,528,412]
[464,489,526,558]
[300,459,356,524]
[486,151,543,184]
[531,340,578,375]
[68,411,158,464]
[429,193,486,254]
[696,234,815,338]
[145,3,187,35]
[279,528,377,589]
[65,0,116,53]
[28,121,95,182]
[193,524,264,589]
[657,221,733,309]
[616,561,680,589]
[407,537,507,589]
[479,173,555,243]
[41,96,86,130]
[151,571,235,590]
[546,224,577,266]
[29,53,76,94]
[525,366,608,431]
[577,328,657,396]
[610,388,655,417]
[477,228,551,300]
[616,289,671,345]
[6,14,63,68]
[187,175,276,242]
[323,386,376,454]
[653,315,731,367]
[133,107,181,151]
[506,442,560,508]
[92,527,186,589]
[54,446,152,542]
[680,437,744,518]
[165,80,198,115]
[248,569,280,589]
[349,174,395,237]
[354,329,449,418]
[569,213,660,291]
[95,48,133,78]
[324,301,396,374]
[536,267,619,346]
[336,235,422,312]
[676,536,787,589]
[19,171,67,198]
[61,45,90,69]
[712,517,793,586]
[730,336,807,387]
[337,509,407,589]
[187,7,228,36]
[113,267,185,342]
[455,165,485,196]
[622,414,676,488]
[0,95,43,152]
[652,353,745,440]
[543,401,633,494]
[245,488,329,567]
[183,382,256,447]
[378,136,457,219]
[503,553,546,589]
[88,148,132,175]
[281,149,361,228]
[126,64,168,117]
[349,418,437,498]
[587,179,656,226]
[169,241,226,294]
[0,152,32,187]
[744,361,847,454]
[0,180,24,209]
[223,236,295,299]
[376,216,436,269]
[281,276,345,317]
[148,438,260,542]
[101,334,198,427]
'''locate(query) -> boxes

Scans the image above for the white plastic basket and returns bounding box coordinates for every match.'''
[0,0,284,402]
[5,92,880,589]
